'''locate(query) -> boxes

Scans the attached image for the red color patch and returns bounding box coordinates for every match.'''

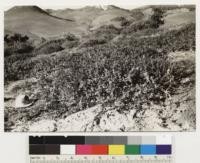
[91,145,108,155]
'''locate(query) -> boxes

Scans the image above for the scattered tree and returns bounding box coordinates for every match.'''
[150,8,165,28]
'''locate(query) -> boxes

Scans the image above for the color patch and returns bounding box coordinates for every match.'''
[85,136,100,144]
[29,145,45,155]
[44,136,85,144]
[113,137,127,144]
[140,145,156,155]
[92,145,108,154]
[29,137,44,144]
[156,145,172,155]
[76,145,92,155]
[125,145,140,155]
[99,137,114,144]
[45,145,60,155]
[109,145,125,155]
[156,136,172,145]
[60,145,76,155]
[127,136,142,145]
[142,136,156,145]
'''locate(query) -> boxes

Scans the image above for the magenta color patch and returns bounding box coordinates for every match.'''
[76,145,92,154]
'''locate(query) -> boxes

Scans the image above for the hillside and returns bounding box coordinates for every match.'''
[49,5,138,30]
[161,7,195,29]
[48,6,103,31]
[4,5,196,132]
[90,5,134,30]
[5,6,84,38]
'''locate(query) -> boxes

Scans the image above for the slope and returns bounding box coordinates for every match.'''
[5,6,84,38]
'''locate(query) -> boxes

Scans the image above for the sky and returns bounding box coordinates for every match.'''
[4,5,141,11]
[42,5,140,10]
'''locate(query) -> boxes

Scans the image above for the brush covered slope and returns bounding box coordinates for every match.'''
[4,5,196,132]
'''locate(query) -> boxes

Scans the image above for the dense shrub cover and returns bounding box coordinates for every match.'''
[4,20,195,118]
[35,39,64,54]
[4,33,34,56]
[122,8,164,34]
[4,33,35,81]
[121,20,151,34]
[92,25,121,41]
[111,16,131,27]
[120,23,195,52]
[149,8,165,28]
[33,23,195,117]
[62,40,79,49]
[80,38,107,47]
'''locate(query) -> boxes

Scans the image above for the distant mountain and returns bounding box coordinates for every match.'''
[90,5,134,29]
[5,6,85,38]
[104,5,130,11]
[49,5,134,30]
[4,5,195,38]
[6,6,48,16]
[48,6,103,30]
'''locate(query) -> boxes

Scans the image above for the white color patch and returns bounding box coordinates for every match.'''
[156,135,172,145]
[60,145,76,155]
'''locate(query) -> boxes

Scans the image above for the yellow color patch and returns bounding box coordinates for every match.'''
[108,145,125,155]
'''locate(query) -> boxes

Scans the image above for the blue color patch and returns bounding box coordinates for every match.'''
[140,145,156,155]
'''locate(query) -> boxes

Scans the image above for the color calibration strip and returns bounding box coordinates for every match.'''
[29,136,172,155]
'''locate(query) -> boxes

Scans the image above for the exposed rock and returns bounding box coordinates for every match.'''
[15,94,33,108]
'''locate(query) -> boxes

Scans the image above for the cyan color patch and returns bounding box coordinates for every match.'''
[140,145,156,155]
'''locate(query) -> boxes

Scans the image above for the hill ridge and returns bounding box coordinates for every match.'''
[6,5,74,22]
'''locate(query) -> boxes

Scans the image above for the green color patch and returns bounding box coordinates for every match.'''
[125,145,140,155]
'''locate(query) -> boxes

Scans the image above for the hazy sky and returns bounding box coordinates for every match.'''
[5,5,141,11]
[42,5,140,10]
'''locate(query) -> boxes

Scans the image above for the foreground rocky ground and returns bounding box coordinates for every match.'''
[5,87,195,132]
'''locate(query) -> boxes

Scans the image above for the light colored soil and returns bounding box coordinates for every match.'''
[10,83,195,132]
[161,9,195,30]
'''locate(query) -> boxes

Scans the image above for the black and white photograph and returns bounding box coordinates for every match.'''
[4,5,196,132]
